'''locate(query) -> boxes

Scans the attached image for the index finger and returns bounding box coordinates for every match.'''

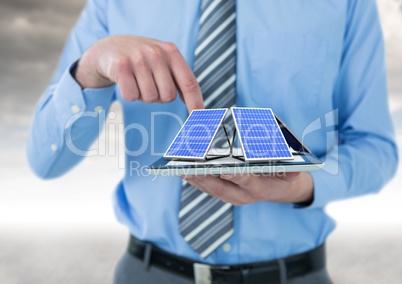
[163,43,204,112]
[280,172,302,181]
[220,174,255,188]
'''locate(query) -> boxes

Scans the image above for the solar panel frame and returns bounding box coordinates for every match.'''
[164,109,228,160]
[231,107,294,162]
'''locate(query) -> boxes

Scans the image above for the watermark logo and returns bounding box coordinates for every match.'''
[302,109,339,175]
[63,109,339,176]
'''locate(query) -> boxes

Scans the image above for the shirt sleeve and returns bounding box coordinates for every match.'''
[27,0,115,179]
[300,0,399,209]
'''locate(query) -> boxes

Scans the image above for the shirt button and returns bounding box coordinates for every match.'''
[222,243,231,252]
[71,104,80,114]
[108,111,116,119]
[94,106,104,114]
[50,144,58,152]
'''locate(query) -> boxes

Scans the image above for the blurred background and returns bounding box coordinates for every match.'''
[0,0,401,283]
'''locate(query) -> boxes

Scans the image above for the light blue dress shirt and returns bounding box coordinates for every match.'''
[27,0,398,265]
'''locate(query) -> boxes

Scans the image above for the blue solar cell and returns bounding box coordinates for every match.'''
[164,109,228,160]
[232,108,293,161]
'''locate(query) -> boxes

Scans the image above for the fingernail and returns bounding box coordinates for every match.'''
[220,174,233,180]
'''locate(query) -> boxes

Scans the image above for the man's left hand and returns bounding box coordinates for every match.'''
[182,172,314,206]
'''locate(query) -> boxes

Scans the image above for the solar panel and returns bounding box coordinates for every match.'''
[164,109,228,160]
[232,107,293,162]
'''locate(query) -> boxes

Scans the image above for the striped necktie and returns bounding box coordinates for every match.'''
[179,0,236,259]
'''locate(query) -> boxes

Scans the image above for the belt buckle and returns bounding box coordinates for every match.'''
[194,263,230,284]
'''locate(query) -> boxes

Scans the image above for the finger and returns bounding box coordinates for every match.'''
[163,42,204,112]
[280,172,302,181]
[152,59,177,103]
[220,174,272,200]
[221,173,300,202]
[190,175,258,205]
[184,177,211,194]
[220,174,261,189]
[116,71,140,101]
[132,58,159,103]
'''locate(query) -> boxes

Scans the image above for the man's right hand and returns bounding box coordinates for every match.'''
[74,35,204,112]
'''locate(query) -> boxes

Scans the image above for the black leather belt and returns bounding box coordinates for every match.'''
[128,235,326,284]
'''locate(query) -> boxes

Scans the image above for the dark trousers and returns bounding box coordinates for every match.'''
[114,251,332,284]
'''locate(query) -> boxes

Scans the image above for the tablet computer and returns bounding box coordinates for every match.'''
[147,109,324,176]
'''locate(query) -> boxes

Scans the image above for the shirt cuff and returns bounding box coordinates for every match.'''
[52,61,116,128]
[293,159,348,210]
